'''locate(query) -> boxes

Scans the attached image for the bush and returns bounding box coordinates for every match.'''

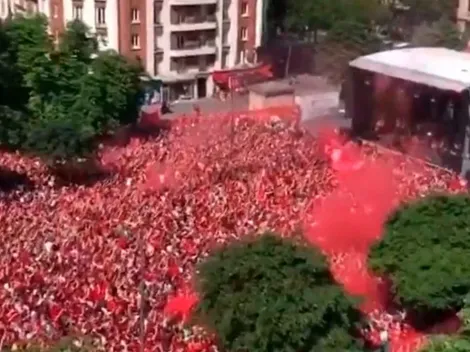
[194,233,365,352]
[369,195,470,321]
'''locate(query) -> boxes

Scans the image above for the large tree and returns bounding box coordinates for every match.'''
[401,0,458,26]
[411,17,467,50]
[285,0,389,42]
[194,233,365,352]
[315,20,382,83]
[369,195,470,325]
[0,15,144,164]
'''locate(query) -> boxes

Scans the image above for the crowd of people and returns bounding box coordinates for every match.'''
[0,108,465,352]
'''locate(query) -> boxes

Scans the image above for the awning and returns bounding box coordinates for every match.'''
[212,64,273,90]
[350,47,470,92]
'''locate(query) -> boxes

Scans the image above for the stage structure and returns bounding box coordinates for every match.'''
[346,47,470,178]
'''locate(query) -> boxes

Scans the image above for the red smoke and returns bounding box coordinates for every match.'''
[306,128,426,351]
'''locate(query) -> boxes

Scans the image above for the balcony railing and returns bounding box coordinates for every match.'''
[170,44,217,57]
[172,39,215,50]
[172,14,216,25]
[174,63,211,74]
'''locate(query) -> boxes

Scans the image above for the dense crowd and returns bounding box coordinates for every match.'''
[0,108,465,352]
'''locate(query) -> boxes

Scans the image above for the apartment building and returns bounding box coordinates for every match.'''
[0,0,40,19]
[154,0,264,101]
[1,0,265,101]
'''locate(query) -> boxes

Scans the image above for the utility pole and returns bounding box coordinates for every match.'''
[284,44,292,79]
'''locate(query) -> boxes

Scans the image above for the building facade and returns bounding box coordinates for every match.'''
[458,0,470,33]
[0,0,40,19]
[1,0,265,101]
[153,0,264,101]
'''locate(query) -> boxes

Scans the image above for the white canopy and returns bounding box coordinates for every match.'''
[349,47,470,92]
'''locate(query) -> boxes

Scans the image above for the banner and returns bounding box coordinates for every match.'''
[212,64,273,90]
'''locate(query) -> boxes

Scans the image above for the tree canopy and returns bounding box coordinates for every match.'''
[0,15,144,162]
[411,17,467,50]
[368,195,470,322]
[315,20,381,83]
[285,0,390,39]
[400,0,458,27]
[194,233,365,352]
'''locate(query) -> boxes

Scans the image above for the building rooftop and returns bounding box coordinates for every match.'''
[349,47,470,92]
[248,81,295,97]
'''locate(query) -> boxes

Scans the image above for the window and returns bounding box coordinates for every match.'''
[154,59,159,76]
[131,8,140,23]
[53,4,58,18]
[176,35,185,49]
[131,34,140,49]
[222,51,228,69]
[72,5,83,20]
[240,26,248,41]
[153,3,160,24]
[239,49,246,64]
[241,1,248,16]
[96,6,106,25]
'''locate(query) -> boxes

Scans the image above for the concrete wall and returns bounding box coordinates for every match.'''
[249,92,294,110]
[295,92,339,121]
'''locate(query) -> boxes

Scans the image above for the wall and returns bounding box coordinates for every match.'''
[118,0,147,68]
[49,0,65,40]
[237,0,257,63]
[145,0,153,74]
[59,0,119,51]
[249,91,294,110]
[295,92,339,121]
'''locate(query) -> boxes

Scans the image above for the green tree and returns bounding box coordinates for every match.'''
[194,233,365,352]
[80,50,144,131]
[369,195,470,322]
[0,105,27,149]
[411,17,467,50]
[0,15,53,150]
[24,106,96,161]
[59,20,98,64]
[0,15,144,164]
[316,20,381,83]
[285,0,389,42]
[401,0,458,26]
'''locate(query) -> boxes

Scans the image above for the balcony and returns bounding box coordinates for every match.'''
[171,0,218,5]
[170,42,217,57]
[154,23,163,35]
[457,8,470,21]
[172,63,214,77]
[170,15,216,32]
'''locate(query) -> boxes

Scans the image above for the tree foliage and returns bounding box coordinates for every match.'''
[0,15,144,161]
[400,0,458,26]
[411,17,467,50]
[194,233,365,352]
[316,20,381,83]
[369,195,470,318]
[285,0,389,38]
